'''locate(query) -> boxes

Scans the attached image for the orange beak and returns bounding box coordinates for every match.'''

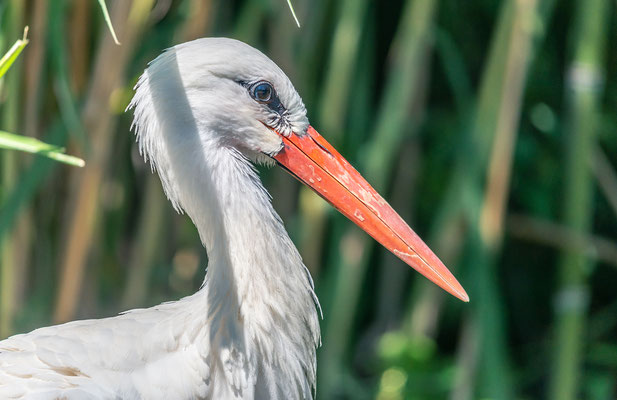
[274,126,469,302]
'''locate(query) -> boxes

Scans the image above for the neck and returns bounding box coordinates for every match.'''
[189,145,316,316]
[166,130,320,396]
[131,62,320,394]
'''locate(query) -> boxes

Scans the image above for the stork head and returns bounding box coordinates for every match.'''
[131,38,308,167]
[129,38,469,302]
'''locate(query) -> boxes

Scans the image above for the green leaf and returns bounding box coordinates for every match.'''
[97,0,121,45]
[0,27,29,79]
[0,130,85,167]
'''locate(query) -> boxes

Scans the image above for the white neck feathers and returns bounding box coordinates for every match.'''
[128,46,320,399]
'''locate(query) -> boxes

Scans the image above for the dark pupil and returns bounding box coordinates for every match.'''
[253,83,272,102]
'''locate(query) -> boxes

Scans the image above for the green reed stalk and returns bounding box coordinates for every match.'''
[54,0,155,323]
[402,1,554,399]
[549,0,609,398]
[0,0,24,339]
[318,0,439,397]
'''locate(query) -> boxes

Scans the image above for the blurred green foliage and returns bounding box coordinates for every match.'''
[1,0,616,399]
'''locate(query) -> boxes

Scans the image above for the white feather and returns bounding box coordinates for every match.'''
[1,38,320,399]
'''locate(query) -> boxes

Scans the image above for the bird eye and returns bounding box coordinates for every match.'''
[252,82,273,103]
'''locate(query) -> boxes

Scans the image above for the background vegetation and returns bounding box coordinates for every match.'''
[1,0,616,399]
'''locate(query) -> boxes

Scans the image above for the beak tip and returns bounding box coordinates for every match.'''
[452,283,469,302]
[449,281,469,302]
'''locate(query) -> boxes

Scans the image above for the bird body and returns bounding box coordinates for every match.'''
[0,38,465,399]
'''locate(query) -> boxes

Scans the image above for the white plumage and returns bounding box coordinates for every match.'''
[1,38,320,399]
[0,37,467,400]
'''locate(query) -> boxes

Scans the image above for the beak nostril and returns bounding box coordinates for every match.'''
[311,135,333,157]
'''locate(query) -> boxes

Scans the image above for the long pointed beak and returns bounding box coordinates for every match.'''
[274,126,469,302]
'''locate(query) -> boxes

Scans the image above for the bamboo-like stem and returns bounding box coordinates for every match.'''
[479,0,537,248]
[363,0,437,187]
[549,0,609,398]
[23,0,47,140]
[54,0,155,323]
[68,0,91,94]
[0,4,87,325]
[402,1,551,398]
[474,3,539,396]
[0,0,24,339]
[408,0,521,370]
[463,1,542,398]
[318,0,438,397]
[317,0,368,145]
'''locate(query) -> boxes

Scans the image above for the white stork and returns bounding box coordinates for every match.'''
[0,38,468,399]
